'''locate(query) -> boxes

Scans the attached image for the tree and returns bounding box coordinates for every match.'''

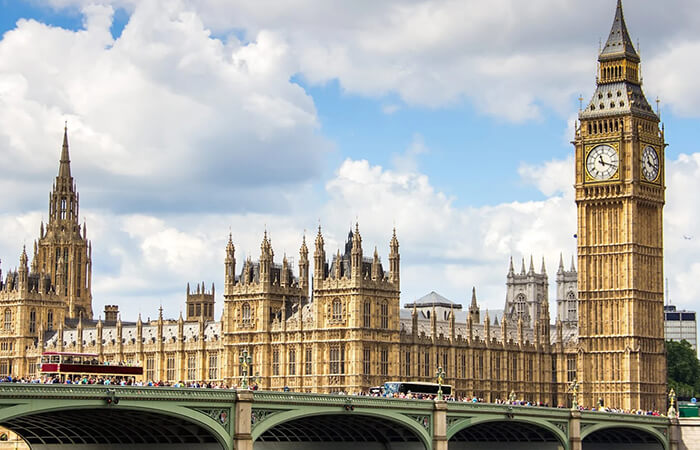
[667,340,700,399]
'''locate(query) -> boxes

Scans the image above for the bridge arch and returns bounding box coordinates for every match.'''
[252,407,431,450]
[447,416,569,450]
[581,423,667,450]
[0,399,232,449]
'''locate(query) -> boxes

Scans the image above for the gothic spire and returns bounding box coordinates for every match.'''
[600,0,639,62]
[558,253,565,274]
[541,256,546,274]
[570,255,577,272]
[508,256,515,276]
[59,124,72,179]
[528,255,535,275]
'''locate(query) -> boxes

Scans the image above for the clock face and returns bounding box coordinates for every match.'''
[586,144,619,181]
[642,145,660,181]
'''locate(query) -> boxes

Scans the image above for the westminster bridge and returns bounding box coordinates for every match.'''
[0,385,683,450]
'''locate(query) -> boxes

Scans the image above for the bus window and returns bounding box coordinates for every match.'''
[50,356,60,364]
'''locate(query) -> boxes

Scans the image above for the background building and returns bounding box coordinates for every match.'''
[664,305,697,351]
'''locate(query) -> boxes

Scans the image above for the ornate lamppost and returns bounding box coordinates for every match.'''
[239,350,253,389]
[436,366,446,400]
[568,379,580,411]
[668,388,677,418]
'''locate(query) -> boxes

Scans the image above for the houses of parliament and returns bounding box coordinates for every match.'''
[0,1,667,411]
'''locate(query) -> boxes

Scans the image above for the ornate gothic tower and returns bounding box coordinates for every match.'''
[37,127,93,319]
[503,256,548,329]
[556,255,578,325]
[574,0,665,410]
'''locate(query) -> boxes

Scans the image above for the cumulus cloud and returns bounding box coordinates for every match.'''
[0,0,328,215]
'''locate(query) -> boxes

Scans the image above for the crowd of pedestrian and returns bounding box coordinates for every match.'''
[0,376,666,415]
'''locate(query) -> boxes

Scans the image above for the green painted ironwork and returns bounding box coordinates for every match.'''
[0,384,674,450]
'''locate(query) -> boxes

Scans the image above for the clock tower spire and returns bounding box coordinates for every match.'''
[574,0,665,411]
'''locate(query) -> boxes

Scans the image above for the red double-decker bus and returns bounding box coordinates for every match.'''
[39,352,143,382]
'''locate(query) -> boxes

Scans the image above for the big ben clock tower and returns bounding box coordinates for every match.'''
[574,0,666,410]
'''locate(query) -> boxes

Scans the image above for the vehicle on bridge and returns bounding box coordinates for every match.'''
[39,352,143,382]
[383,381,452,397]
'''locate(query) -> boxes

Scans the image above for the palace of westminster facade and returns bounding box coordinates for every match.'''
[0,1,667,410]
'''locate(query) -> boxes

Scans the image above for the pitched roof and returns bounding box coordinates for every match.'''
[599,0,639,62]
[404,291,463,309]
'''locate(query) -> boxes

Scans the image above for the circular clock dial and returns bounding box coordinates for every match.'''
[586,144,619,180]
[642,145,660,181]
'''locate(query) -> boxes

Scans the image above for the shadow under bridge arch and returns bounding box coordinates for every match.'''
[0,406,229,450]
[582,425,667,450]
[254,410,430,450]
[448,417,569,450]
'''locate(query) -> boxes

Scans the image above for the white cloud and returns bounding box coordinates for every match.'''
[0,0,328,215]
[34,0,700,121]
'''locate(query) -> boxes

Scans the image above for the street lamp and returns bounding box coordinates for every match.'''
[436,366,446,400]
[568,380,579,411]
[239,350,253,389]
[668,388,677,418]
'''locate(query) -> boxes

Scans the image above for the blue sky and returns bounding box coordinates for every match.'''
[0,0,699,319]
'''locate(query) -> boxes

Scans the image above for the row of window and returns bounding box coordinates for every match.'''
[3,309,53,334]
[144,353,219,381]
[398,351,577,383]
[188,302,213,318]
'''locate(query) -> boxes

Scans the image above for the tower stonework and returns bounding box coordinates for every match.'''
[37,126,93,319]
[556,255,578,325]
[574,0,666,410]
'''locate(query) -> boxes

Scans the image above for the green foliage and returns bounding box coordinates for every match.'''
[667,340,700,398]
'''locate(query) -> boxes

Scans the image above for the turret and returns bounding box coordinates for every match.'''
[483,309,491,344]
[225,233,236,287]
[30,241,39,274]
[299,234,309,291]
[389,228,400,286]
[260,231,273,284]
[18,246,28,292]
[351,222,363,280]
[411,303,418,336]
[508,256,515,278]
[281,254,289,287]
[517,317,524,345]
[371,247,380,281]
[314,226,326,281]
[557,253,565,275]
[334,249,342,279]
[469,287,480,324]
[55,253,65,296]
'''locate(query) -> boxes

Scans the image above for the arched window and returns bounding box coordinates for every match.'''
[363,301,371,328]
[47,310,53,332]
[567,291,577,321]
[380,301,389,329]
[288,349,296,375]
[29,309,36,334]
[3,310,11,331]
[332,298,342,321]
[515,294,526,318]
[242,303,251,323]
